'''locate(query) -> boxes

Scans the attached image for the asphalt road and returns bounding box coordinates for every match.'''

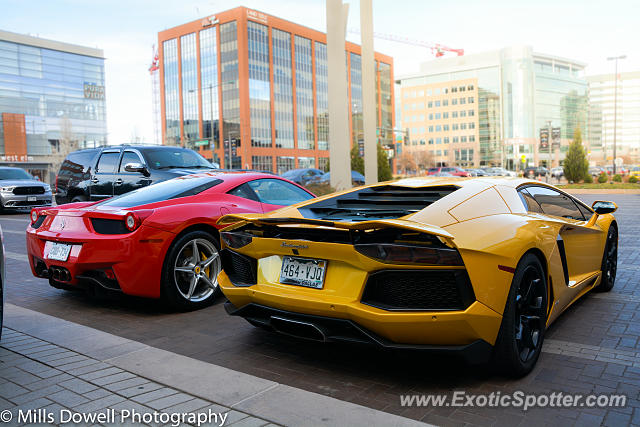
[2,193,639,426]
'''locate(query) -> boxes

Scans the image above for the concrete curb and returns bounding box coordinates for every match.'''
[4,304,430,427]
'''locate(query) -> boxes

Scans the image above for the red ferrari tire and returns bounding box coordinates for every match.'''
[161,230,222,311]
[596,225,617,292]
[492,253,547,377]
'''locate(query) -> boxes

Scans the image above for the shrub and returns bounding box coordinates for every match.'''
[563,129,588,183]
[598,173,608,184]
[583,174,593,184]
[613,174,622,182]
[629,175,638,184]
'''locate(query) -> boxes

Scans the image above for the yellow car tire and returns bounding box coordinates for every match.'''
[492,253,548,377]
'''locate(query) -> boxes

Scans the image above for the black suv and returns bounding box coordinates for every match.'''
[55,145,217,204]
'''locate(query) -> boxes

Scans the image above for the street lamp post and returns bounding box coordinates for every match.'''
[607,55,626,175]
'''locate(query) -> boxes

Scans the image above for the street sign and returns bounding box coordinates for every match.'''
[194,140,209,147]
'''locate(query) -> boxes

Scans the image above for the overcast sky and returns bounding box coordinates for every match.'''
[2,0,638,144]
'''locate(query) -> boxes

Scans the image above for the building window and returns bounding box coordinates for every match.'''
[443,124,449,131]
[459,86,465,92]
[428,126,434,132]
[460,110,467,117]
[273,29,294,149]
[428,101,433,108]
[452,124,459,130]
[468,109,474,116]
[443,99,448,106]
[252,155,273,172]
[295,36,314,149]
[435,112,441,119]
[297,156,315,168]
[427,89,432,96]
[163,38,179,145]
[220,21,241,168]
[452,99,458,105]
[460,97,466,104]
[428,113,433,120]
[435,125,442,131]
[469,122,475,129]
[248,22,272,148]
[436,137,442,144]
[428,139,434,144]
[434,88,441,95]
[200,27,219,149]
[452,111,458,118]
[318,157,329,171]
[468,84,474,90]
[420,139,426,145]
[461,136,467,142]
[435,100,441,107]
[180,33,199,142]
[443,112,449,119]
[350,53,363,147]
[453,136,459,143]
[315,44,328,151]
[468,97,474,103]
[443,88,448,94]
[444,137,449,143]
[451,87,457,93]
[469,135,476,142]
[277,156,295,174]
[461,123,467,130]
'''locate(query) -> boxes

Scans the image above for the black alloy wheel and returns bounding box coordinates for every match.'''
[493,253,548,377]
[597,226,617,292]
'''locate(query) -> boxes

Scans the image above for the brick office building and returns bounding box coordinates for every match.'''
[157,6,394,173]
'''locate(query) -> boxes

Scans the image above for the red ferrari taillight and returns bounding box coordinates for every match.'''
[124,212,139,231]
[355,243,464,266]
[30,209,39,224]
[123,209,154,232]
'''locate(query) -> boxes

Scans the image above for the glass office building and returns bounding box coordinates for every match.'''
[587,71,640,165]
[0,30,107,181]
[157,7,394,172]
[397,46,588,170]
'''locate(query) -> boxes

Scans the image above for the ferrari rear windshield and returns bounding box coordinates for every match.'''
[298,185,458,221]
[97,176,222,208]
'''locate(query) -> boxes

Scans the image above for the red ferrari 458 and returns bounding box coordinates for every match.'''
[26,172,315,310]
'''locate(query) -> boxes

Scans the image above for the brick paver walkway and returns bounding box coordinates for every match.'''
[0,328,273,427]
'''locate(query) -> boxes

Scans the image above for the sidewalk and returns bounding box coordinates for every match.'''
[0,304,427,427]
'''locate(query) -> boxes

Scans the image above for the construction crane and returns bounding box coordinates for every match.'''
[348,28,464,58]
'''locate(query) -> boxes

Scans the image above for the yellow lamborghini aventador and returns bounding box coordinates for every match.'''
[216,177,618,376]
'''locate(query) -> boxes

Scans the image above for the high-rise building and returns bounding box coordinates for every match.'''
[157,6,394,172]
[0,30,107,181]
[587,71,640,166]
[397,46,588,171]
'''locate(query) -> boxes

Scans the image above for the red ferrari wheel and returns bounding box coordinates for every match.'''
[162,231,221,310]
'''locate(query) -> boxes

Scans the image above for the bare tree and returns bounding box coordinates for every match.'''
[49,116,79,183]
[415,150,435,173]
[397,151,418,175]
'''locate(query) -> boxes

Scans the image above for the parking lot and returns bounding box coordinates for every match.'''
[2,193,640,426]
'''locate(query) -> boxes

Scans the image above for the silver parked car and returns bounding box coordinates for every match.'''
[0,167,52,212]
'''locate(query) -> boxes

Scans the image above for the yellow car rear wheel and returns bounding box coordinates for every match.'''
[493,253,548,377]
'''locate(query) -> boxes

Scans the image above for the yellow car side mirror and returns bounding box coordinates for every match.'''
[592,201,617,215]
